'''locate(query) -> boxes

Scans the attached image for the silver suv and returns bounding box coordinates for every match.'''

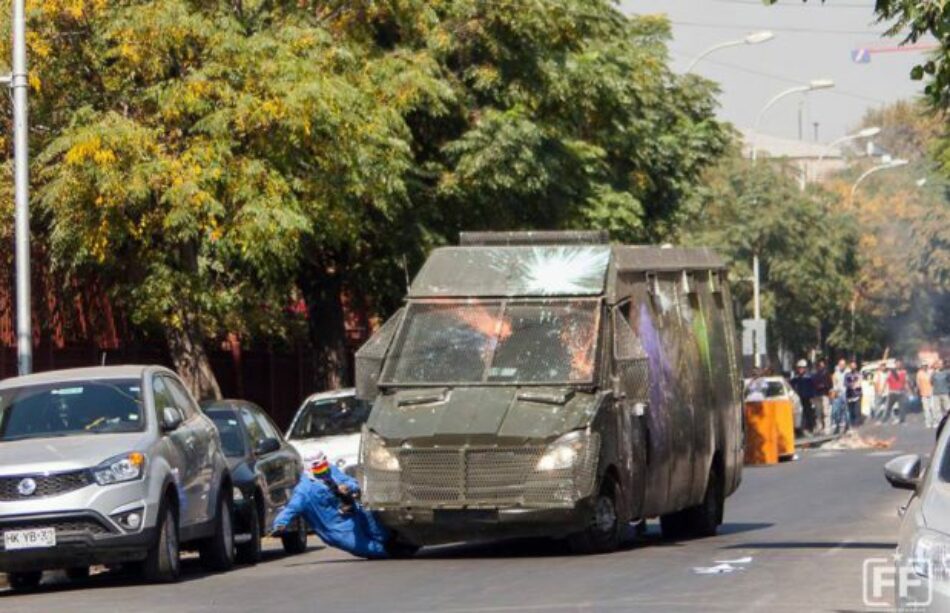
[0,366,235,589]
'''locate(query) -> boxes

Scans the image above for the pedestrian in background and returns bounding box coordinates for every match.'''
[790,359,817,435]
[884,359,909,425]
[873,362,889,421]
[933,359,950,418]
[918,361,938,428]
[831,359,850,434]
[813,359,832,434]
[845,359,863,426]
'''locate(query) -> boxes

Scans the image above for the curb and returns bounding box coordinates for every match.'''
[796,433,841,449]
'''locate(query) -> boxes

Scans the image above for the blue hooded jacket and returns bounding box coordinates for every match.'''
[273,465,390,559]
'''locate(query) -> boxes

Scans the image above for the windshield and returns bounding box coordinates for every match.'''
[289,396,371,440]
[745,379,787,399]
[206,410,247,457]
[0,379,145,442]
[382,300,600,385]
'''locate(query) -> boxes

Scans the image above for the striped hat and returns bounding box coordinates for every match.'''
[306,451,330,476]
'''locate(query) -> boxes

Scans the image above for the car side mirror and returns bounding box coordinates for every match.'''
[161,406,184,432]
[255,437,281,456]
[884,454,923,491]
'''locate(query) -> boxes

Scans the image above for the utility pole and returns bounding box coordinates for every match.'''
[11,0,31,375]
[753,253,761,369]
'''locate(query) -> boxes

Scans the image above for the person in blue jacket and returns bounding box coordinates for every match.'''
[272,451,391,559]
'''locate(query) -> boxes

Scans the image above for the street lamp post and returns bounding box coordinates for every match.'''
[849,158,909,205]
[11,0,31,375]
[812,126,881,184]
[686,31,774,73]
[750,79,835,163]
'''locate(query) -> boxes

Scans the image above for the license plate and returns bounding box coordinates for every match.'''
[3,528,56,550]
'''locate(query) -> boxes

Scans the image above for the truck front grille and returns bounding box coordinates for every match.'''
[364,439,598,508]
[0,470,92,501]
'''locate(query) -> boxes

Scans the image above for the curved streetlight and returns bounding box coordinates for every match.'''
[686,31,775,73]
[750,79,835,162]
[849,158,909,205]
[817,126,881,165]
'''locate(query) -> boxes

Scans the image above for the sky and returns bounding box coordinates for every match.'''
[619,0,932,143]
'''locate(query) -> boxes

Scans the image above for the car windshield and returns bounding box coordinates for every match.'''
[288,396,371,440]
[745,379,786,399]
[206,410,247,457]
[382,299,600,385]
[0,379,145,441]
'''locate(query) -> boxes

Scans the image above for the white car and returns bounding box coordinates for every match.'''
[744,376,804,431]
[285,389,371,475]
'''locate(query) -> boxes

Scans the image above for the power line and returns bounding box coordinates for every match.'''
[669,19,887,36]
[709,0,877,8]
[670,49,887,104]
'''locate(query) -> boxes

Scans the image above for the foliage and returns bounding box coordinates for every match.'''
[684,152,859,358]
[0,1,731,390]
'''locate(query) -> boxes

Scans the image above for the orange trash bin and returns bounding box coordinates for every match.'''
[744,400,778,465]
[769,398,796,460]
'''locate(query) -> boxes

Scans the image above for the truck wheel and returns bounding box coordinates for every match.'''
[200,490,236,571]
[281,519,308,555]
[661,464,723,540]
[236,496,262,565]
[143,502,181,583]
[8,571,42,591]
[568,478,622,555]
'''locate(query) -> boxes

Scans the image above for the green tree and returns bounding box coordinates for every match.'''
[684,152,860,359]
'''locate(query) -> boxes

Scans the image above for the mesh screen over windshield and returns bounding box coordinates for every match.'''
[382,300,600,385]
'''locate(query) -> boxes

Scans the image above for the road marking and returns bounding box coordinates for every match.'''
[811,451,842,458]
[867,451,901,457]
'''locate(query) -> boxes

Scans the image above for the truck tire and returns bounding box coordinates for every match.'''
[200,490,236,572]
[143,502,181,583]
[661,464,723,540]
[236,495,262,565]
[281,519,308,555]
[8,571,42,591]
[66,566,90,581]
[567,477,622,555]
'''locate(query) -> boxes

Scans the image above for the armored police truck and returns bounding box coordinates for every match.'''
[355,231,743,553]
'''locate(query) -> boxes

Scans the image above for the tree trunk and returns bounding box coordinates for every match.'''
[299,261,350,391]
[166,316,222,401]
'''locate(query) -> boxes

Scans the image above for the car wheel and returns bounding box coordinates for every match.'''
[143,501,181,583]
[281,519,308,555]
[200,489,236,572]
[236,495,263,565]
[567,477,622,555]
[8,571,42,591]
[66,566,90,582]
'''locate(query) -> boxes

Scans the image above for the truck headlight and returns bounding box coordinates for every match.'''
[93,452,146,485]
[536,431,589,472]
[911,529,950,579]
[362,432,399,471]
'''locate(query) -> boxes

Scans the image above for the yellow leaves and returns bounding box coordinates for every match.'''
[28,0,105,22]
[28,73,41,92]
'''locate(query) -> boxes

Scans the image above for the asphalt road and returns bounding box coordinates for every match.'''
[0,420,934,612]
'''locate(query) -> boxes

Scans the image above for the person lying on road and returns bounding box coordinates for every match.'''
[272,451,392,559]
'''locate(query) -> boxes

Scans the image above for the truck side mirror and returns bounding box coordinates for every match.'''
[884,454,923,491]
[355,308,404,402]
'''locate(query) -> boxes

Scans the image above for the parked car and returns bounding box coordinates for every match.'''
[201,400,307,563]
[744,376,804,431]
[885,431,950,609]
[0,366,235,590]
[285,389,371,476]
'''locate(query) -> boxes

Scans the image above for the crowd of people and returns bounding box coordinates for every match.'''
[786,357,950,436]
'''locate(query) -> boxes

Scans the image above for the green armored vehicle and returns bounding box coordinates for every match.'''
[355,231,743,553]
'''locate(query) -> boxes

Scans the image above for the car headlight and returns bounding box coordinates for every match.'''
[362,432,399,471]
[536,431,590,472]
[93,452,146,485]
[910,529,950,579]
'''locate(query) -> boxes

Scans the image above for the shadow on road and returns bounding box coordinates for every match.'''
[0,544,323,598]
[723,540,895,550]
